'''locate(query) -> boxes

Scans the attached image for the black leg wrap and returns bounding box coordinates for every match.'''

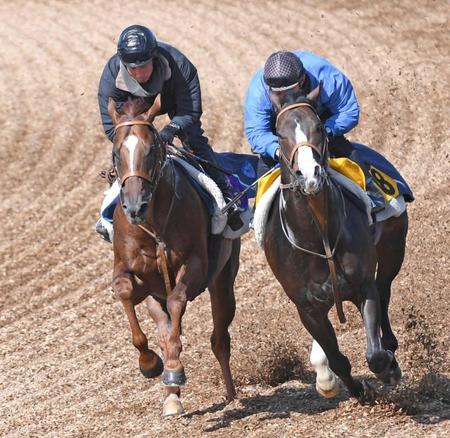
[162,368,187,387]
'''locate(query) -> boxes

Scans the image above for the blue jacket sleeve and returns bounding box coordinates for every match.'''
[319,67,359,136]
[244,71,279,159]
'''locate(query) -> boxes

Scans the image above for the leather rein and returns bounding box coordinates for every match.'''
[276,102,347,323]
[114,119,175,295]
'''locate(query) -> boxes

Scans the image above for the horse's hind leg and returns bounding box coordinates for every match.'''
[207,239,240,402]
[375,212,408,384]
[359,281,395,382]
[299,307,375,403]
[113,274,163,378]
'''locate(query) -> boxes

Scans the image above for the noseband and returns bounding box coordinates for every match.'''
[114,119,165,187]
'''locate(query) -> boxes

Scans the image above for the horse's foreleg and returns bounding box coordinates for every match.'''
[160,265,190,388]
[360,282,394,381]
[208,240,239,402]
[113,274,163,378]
[310,339,339,398]
[145,296,184,416]
[298,307,374,403]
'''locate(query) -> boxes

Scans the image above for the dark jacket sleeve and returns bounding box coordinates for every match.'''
[97,56,125,142]
[162,45,202,131]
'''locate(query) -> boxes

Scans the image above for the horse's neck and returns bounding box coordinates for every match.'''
[283,178,342,238]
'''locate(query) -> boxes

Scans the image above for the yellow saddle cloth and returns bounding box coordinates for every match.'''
[255,157,403,205]
[255,158,366,206]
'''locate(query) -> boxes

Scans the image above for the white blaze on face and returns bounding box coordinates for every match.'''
[295,121,317,180]
[124,135,139,171]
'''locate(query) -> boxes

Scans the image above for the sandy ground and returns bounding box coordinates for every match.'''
[0,0,449,436]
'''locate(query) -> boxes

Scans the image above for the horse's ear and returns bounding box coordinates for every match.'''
[108,98,120,125]
[307,84,321,104]
[144,94,162,122]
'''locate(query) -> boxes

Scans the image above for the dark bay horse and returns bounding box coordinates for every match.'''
[263,86,408,403]
[107,97,239,416]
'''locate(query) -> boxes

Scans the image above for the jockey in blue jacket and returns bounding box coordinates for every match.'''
[95,25,236,241]
[244,50,385,210]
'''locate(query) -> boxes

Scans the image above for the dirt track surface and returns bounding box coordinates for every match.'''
[1,1,449,436]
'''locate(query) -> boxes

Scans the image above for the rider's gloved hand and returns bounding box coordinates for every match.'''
[159,122,181,144]
[274,147,281,161]
[325,126,334,142]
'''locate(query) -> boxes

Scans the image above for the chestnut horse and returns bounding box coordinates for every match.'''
[263,86,408,403]
[107,97,239,416]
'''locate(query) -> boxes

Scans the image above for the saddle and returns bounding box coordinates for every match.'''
[253,151,413,247]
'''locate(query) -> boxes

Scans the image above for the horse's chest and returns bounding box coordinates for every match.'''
[126,247,158,276]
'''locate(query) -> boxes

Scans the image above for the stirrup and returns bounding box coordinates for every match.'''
[223,195,244,231]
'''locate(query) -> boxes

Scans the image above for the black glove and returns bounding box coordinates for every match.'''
[159,122,181,144]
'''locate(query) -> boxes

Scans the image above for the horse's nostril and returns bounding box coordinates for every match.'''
[137,202,148,216]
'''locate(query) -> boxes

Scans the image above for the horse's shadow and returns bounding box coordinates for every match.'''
[380,372,450,425]
[185,372,450,432]
[185,383,344,432]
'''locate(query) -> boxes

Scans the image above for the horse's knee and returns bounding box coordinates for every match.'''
[113,276,134,300]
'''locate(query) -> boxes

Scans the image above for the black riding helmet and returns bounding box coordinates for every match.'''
[263,51,305,90]
[117,25,158,67]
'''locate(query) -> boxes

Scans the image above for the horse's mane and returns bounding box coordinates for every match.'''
[119,97,151,118]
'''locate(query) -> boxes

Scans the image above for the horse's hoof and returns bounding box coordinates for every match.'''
[376,363,402,386]
[358,380,377,405]
[139,353,164,378]
[316,377,340,398]
[367,349,393,375]
[162,394,184,417]
[162,367,186,387]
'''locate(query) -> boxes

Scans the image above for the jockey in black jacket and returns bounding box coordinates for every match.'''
[96,25,233,240]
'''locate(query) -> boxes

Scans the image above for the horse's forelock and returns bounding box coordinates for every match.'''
[280,92,314,111]
[119,98,151,118]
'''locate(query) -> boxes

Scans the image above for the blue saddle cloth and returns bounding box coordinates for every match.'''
[352,142,414,202]
[183,152,259,213]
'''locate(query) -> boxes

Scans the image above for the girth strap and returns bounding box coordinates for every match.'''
[137,224,174,295]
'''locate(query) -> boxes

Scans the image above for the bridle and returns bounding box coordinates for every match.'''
[276,102,326,165]
[113,119,167,189]
[113,118,175,296]
[275,101,347,323]
[275,102,328,194]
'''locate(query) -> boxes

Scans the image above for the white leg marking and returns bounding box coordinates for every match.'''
[310,340,339,398]
[124,135,139,171]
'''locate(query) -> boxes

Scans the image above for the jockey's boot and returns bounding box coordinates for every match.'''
[95,219,112,243]
[365,175,386,213]
[218,178,244,231]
